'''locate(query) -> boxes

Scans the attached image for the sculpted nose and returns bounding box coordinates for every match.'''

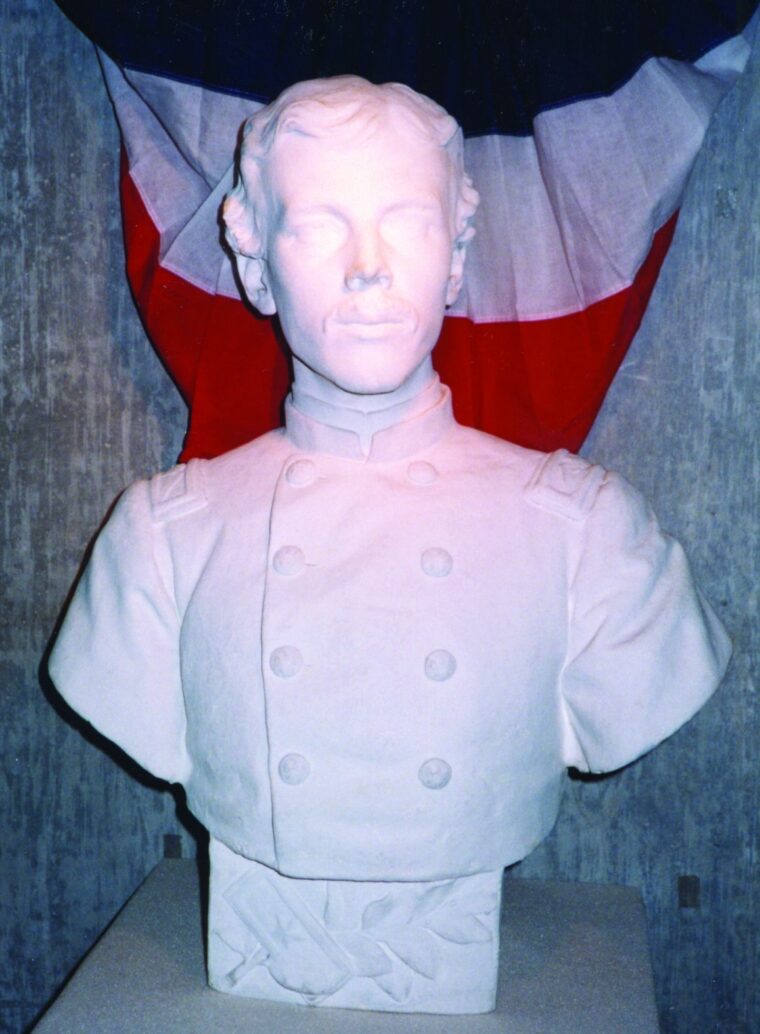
[345,230,391,291]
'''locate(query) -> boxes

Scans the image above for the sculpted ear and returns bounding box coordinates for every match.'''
[238,255,277,316]
[446,171,480,307]
[445,241,468,307]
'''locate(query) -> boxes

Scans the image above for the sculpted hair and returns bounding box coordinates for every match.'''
[223,76,480,303]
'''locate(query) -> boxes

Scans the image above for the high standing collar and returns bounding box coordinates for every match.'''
[284,382,455,462]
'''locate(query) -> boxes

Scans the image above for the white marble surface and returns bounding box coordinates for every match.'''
[6,11,756,1028]
[48,76,729,1015]
[207,840,502,1013]
[33,862,660,1033]
[48,388,729,884]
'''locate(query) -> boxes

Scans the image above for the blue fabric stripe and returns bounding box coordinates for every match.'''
[55,0,756,135]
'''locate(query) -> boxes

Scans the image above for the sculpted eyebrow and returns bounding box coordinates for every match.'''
[287,205,343,218]
[383,201,440,215]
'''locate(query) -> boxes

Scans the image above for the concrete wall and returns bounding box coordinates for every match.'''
[1,2,757,1030]
[518,20,760,1032]
[1,4,190,1031]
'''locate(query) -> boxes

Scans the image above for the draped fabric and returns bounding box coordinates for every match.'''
[56,1,757,461]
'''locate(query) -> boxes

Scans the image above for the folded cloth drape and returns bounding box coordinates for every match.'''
[56,0,758,459]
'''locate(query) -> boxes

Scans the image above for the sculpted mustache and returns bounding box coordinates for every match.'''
[330,301,416,325]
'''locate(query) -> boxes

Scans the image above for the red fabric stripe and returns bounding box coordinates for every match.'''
[436,211,677,453]
[120,152,677,461]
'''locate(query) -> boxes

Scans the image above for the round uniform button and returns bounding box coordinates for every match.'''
[273,545,306,576]
[269,646,303,678]
[424,649,457,681]
[285,459,317,486]
[418,758,452,789]
[278,753,310,785]
[421,547,453,577]
[406,460,438,485]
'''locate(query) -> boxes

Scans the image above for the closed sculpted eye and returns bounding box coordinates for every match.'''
[381,205,444,245]
[283,211,348,250]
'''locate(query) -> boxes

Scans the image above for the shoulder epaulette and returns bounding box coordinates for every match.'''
[148,460,207,524]
[524,449,606,521]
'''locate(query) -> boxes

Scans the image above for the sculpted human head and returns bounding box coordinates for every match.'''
[223,76,479,395]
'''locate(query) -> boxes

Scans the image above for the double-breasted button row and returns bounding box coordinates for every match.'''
[274,544,451,579]
[276,754,452,789]
[268,646,456,682]
[283,457,451,578]
[275,455,453,790]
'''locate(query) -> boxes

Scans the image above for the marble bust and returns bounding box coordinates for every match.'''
[49,76,730,1014]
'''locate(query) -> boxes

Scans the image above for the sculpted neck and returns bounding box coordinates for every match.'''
[290,357,440,454]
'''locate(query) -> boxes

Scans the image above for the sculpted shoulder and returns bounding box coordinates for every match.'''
[523,448,607,521]
[443,421,544,472]
[444,423,606,520]
[146,427,290,526]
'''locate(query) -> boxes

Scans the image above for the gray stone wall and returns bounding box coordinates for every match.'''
[1,4,190,1031]
[518,19,760,1033]
[1,2,756,1031]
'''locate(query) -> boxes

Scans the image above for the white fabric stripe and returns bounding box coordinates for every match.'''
[101,30,751,321]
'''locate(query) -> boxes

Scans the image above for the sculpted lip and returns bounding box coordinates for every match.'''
[329,304,417,329]
[336,315,408,326]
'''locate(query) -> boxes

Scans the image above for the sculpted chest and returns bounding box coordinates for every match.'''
[170,436,571,877]
[178,441,569,740]
[49,416,729,882]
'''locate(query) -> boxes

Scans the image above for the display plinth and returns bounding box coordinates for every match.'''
[33,861,660,1033]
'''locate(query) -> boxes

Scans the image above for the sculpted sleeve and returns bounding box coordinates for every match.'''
[559,469,731,773]
[48,478,190,784]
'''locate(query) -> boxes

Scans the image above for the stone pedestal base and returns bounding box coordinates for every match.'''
[33,861,661,1033]
[208,839,502,1013]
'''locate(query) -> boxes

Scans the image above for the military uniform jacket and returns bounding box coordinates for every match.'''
[49,386,730,881]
